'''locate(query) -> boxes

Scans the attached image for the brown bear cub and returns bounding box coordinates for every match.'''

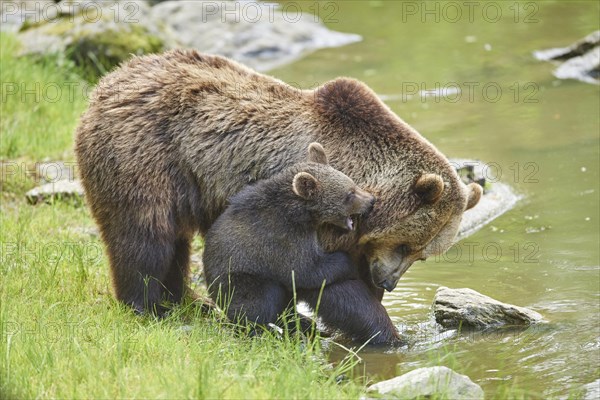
[203,143,375,331]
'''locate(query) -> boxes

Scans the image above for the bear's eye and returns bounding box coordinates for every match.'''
[396,244,411,256]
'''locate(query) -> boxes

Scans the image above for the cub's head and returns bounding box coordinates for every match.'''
[292,143,375,231]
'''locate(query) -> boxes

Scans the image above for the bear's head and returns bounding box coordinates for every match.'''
[292,143,376,231]
[361,171,481,292]
[313,78,483,292]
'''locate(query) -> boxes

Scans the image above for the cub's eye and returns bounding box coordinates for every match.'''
[396,244,411,255]
[345,191,355,202]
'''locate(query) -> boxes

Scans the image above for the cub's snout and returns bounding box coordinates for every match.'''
[352,188,376,216]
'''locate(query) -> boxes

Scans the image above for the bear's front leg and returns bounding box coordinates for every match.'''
[298,279,401,345]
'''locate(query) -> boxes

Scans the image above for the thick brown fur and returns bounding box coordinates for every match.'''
[75,49,481,343]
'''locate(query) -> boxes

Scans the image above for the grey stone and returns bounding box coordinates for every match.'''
[25,180,84,204]
[534,31,599,85]
[453,159,486,189]
[554,47,599,85]
[66,226,99,237]
[534,31,600,61]
[151,1,361,71]
[433,286,543,329]
[368,366,484,400]
[449,159,520,240]
[582,379,600,400]
[34,161,77,184]
[456,181,518,240]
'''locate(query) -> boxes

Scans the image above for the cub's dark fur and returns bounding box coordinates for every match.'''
[203,143,374,329]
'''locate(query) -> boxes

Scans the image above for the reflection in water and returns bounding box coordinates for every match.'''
[274,1,600,397]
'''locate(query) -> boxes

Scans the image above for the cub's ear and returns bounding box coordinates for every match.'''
[293,172,319,199]
[465,182,482,210]
[414,173,444,205]
[307,142,329,165]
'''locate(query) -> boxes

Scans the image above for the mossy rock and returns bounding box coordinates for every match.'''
[16,2,168,82]
[65,24,164,81]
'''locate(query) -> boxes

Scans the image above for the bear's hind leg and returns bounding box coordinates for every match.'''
[219,275,289,329]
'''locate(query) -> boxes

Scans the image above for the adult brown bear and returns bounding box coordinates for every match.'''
[75,49,481,344]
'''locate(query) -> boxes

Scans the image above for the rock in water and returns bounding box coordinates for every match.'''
[534,31,599,61]
[534,31,599,85]
[433,286,543,329]
[368,366,484,400]
[450,159,520,240]
[582,379,600,400]
[554,49,599,84]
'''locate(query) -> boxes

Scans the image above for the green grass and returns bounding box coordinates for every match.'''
[0,34,88,160]
[0,185,365,400]
[0,33,365,399]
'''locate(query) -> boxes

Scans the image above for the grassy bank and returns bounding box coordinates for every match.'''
[0,35,89,161]
[0,34,364,399]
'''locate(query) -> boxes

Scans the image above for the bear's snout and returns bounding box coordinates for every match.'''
[370,259,401,292]
[368,247,419,293]
[379,278,398,293]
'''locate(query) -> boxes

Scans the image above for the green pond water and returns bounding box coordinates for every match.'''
[272,1,599,397]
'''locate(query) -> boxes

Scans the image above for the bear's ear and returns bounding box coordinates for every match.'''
[307,142,329,165]
[293,172,319,199]
[414,174,444,205]
[465,182,482,210]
